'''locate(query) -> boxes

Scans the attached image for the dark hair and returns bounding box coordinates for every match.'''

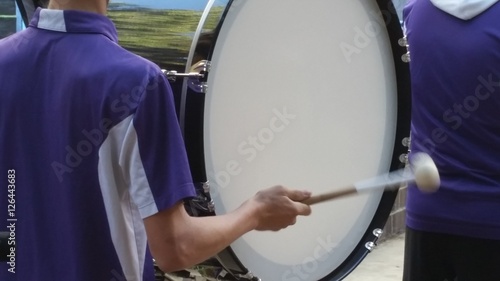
[35,0,49,8]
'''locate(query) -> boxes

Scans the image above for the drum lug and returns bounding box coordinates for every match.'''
[162,60,211,93]
[399,153,408,164]
[397,36,408,47]
[398,36,411,63]
[365,241,376,252]
[401,52,411,63]
[399,136,411,164]
[373,228,383,238]
[364,228,383,252]
[402,136,411,148]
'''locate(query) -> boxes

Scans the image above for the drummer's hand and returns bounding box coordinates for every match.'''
[249,185,312,231]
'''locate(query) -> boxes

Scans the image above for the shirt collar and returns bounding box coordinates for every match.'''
[29,8,118,43]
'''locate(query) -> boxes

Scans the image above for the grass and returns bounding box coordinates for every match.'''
[108,6,224,70]
[0,0,16,39]
[0,18,15,39]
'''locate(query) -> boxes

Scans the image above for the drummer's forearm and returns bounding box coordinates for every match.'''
[180,201,259,265]
[145,200,258,273]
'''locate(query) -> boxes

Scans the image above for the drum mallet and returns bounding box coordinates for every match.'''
[303,153,440,205]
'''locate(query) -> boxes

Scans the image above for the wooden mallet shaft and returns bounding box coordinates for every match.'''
[302,186,358,205]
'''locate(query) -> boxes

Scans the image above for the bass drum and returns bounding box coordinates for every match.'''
[179,0,411,280]
[12,0,410,280]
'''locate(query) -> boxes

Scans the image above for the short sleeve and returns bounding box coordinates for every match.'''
[126,69,196,218]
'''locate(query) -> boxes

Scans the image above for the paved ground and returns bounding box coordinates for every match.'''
[344,233,405,281]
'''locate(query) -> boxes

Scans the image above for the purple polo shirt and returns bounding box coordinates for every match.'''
[404,0,500,239]
[0,8,195,280]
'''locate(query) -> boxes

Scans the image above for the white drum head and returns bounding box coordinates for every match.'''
[204,0,401,280]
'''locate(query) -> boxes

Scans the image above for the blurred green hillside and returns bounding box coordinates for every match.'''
[0,0,16,39]
[108,5,224,71]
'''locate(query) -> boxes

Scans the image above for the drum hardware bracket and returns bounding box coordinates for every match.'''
[216,269,229,280]
[216,269,260,281]
[202,181,215,213]
[236,271,261,281]
[207,199,215,213]
[184,181,215,215]
[161,60,211,93]
[162,70,205,81]
[202,181,211,193]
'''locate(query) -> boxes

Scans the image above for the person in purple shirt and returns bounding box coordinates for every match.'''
[403,0,500,280]
[0,0,312,280]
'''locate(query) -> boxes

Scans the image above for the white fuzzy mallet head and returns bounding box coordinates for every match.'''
[411,153,440,193]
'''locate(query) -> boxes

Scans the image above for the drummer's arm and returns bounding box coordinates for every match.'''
[144,199,259,273]
[144,186,311,273]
